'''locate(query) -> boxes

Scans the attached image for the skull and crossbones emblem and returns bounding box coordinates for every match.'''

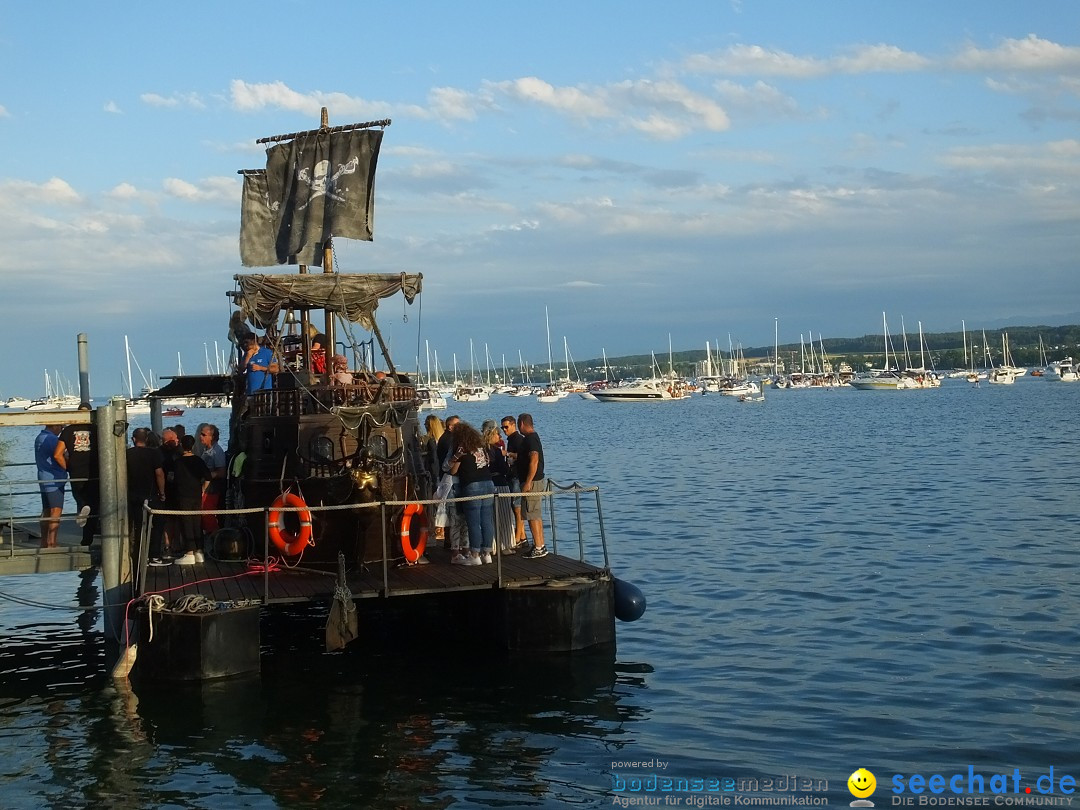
[297,156,359,209]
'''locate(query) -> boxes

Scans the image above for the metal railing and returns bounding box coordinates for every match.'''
[136,478,610,602]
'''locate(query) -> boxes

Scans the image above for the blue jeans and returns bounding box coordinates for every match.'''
[461,480,496,553]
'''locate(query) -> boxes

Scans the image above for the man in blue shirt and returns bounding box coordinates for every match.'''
[35,424,68,548]
[242,334,274,394]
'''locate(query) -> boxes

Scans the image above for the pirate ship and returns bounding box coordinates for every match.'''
[229,111,432,569]
[138,110,640,679]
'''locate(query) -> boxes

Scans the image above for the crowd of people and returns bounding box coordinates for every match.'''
[421,411,548,565]
[34,419,228,566]
[32,400,554,569]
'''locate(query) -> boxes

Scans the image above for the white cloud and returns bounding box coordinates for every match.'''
[162,175,239,202]
[427,86,489,121]
[0,104,9,118]
[490,77,597,117]
[684,36,1080,79]
[228,80,417,121]
[0,177,81,204]
[683,43,929,78]
[940,139,1080,176]
[952,35,1080,72]
[141,91,206,109]
[104,100,122,114]
[108,183,140,200]
[481,76,729,139]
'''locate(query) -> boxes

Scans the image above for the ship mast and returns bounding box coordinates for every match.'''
[246,107,396,373]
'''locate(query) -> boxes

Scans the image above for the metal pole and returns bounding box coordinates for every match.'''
[98,398,131,645]
[594,489,610,569]
[575,488,585,562]
[149,398,163,436]
[77,333,91,408]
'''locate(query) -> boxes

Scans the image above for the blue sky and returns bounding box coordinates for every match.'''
[2,1,1079,396]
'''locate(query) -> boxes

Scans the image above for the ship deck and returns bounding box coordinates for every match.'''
[141,544,608,605]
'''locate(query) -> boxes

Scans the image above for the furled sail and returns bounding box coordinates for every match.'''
[235,272,422,332]
[239,127,384,267]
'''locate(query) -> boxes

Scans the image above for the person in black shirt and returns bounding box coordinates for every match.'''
[501,415,527,547]
[447,421,495,566]
[127,427,165,565]
[172,435,211,566]
[54,406,98,547]
[515,413,547,559]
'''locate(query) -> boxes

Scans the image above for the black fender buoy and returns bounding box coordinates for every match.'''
[613,578,646,622]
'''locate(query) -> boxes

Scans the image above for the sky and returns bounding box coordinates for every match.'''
[1,1,1079,396]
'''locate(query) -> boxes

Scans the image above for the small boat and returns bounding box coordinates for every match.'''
[163,407,185,417]
[415,387,447,410]
[592,379,687,402]
[536,386,562,403]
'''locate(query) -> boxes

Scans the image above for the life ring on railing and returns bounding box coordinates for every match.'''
[400,503,428,563]
[268,492,313,556]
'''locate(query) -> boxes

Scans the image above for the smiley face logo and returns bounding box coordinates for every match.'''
[848,768,876,798]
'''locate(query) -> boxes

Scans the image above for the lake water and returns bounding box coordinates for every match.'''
[2,381,1079,809]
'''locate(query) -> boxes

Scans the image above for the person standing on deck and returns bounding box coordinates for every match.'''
[242,334,274,394]
[54,405,99,547]
[197,423,227,541]
[34,424,67,549]
[436,415,466,553]
[501,415,527,547]
[447,421,495,566]
[156,427,183,559]
[172,435,210,566]
[515,413,548,559]
[127,427,166,566]
[482,420,516,554]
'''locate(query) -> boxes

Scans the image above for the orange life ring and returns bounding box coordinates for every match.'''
[268,492,313,556]
[400,503,428,563]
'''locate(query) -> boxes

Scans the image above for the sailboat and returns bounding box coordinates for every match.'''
[1031,335,1048,377]
[416,340,447,410]
[454,339,489,401]
[848,313,906,390]
[536,307,563,403]
[988,332,1019,384]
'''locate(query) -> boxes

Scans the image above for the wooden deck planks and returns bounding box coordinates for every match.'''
[140,549,607,606]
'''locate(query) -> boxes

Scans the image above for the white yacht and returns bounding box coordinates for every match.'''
[592,379,688,402]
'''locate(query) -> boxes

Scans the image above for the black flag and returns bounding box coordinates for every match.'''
[265,128,383,265]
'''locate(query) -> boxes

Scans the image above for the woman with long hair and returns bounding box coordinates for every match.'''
[447,421,495,565]
[482,419,516,554]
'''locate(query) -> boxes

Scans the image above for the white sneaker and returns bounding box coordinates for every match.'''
[193,551,205,564]
[76,505,91,528]
[453,553,482,566]
[480,552,493,564]
[174,552,196,566]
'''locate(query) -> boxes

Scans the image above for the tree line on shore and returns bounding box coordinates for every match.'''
[576,325,1080,379]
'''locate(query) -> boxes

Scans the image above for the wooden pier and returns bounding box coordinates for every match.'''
[0,520,96,575]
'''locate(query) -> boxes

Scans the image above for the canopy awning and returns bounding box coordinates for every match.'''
[234,272,422,331]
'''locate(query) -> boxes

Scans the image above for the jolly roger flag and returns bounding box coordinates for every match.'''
[263,128,383,266]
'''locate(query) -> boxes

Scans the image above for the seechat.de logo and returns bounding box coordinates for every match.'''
[848,768,877,807]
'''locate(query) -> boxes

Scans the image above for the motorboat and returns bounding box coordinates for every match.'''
[591,379,688,402]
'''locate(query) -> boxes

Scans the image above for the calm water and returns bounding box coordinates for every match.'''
[2,382,1079,809]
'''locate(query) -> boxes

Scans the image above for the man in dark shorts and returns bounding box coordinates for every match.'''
[515,413,547,559]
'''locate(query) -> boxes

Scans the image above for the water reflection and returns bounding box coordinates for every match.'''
[118,616,648,808]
